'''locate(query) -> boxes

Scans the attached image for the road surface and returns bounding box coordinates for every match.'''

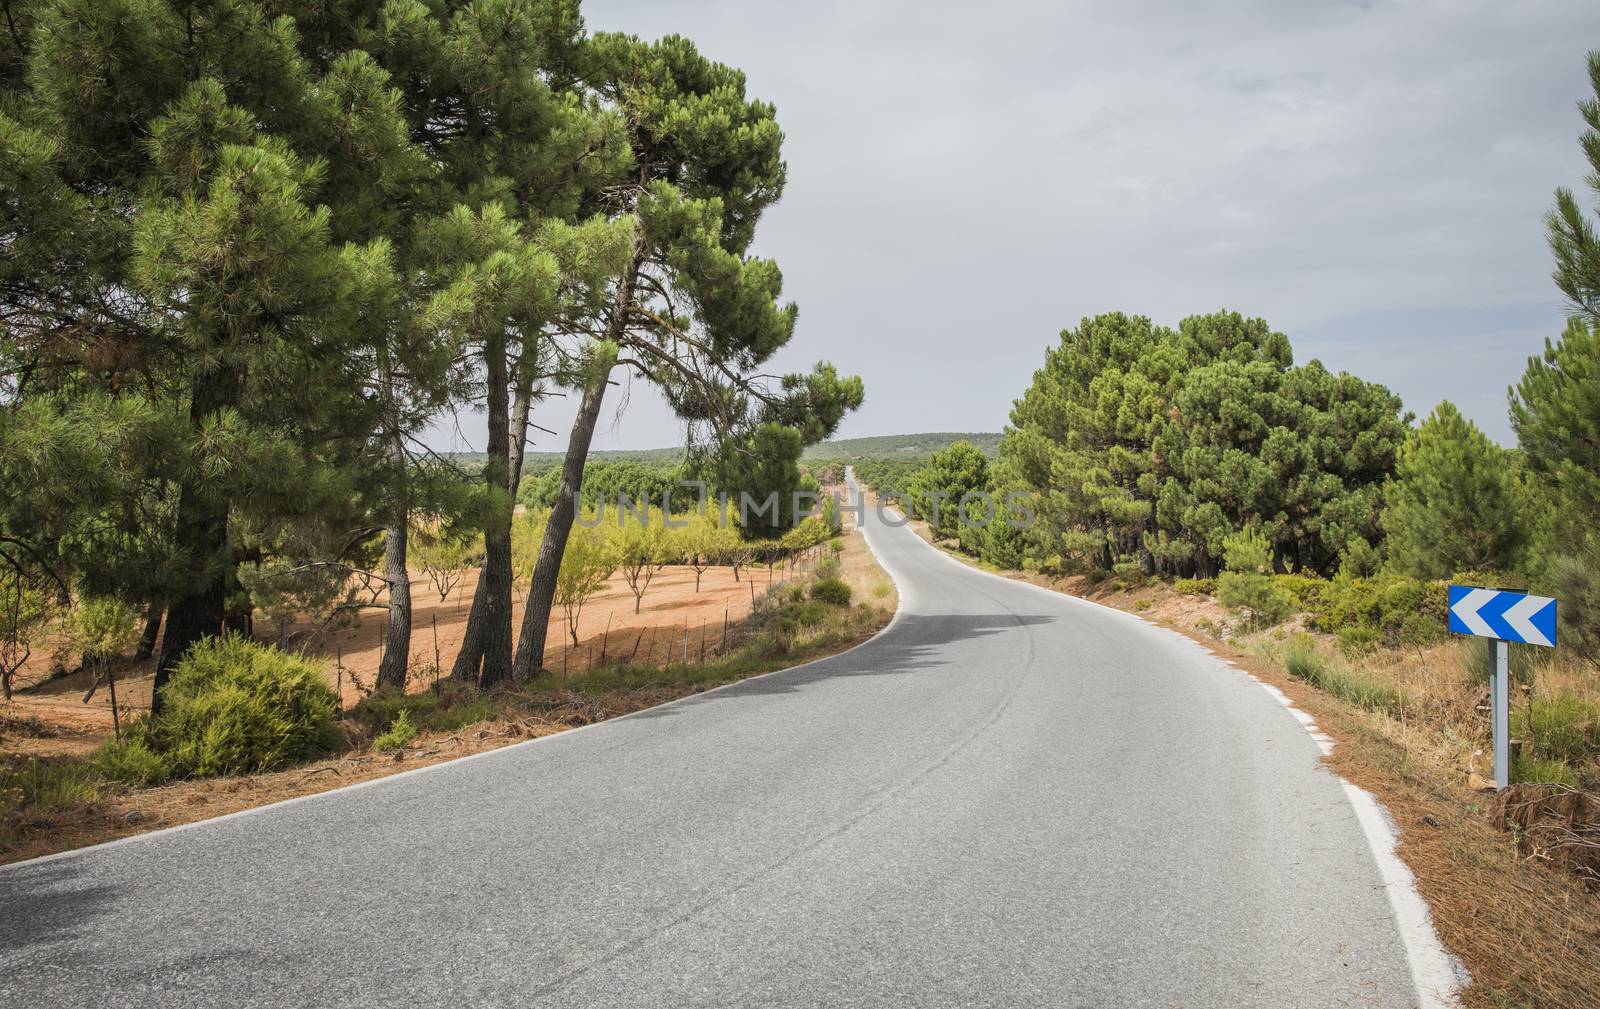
[1,474,1455,1008]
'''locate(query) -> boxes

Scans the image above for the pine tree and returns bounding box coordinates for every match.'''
[1383,402,1526,579]
[509,32,861,680]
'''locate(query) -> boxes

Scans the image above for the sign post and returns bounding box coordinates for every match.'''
[1447,585,1558,790]
[1490,637,1510,791]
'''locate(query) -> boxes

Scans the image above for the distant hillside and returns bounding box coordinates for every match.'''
[453,432,1003,468]
[802,432,1001,460]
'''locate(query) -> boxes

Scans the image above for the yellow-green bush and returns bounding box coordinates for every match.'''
[810,578,852,606]
[98,636,339,784]
[1513,696,1600,764]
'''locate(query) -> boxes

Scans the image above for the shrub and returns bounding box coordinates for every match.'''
[815,555,841,580]
[810,578,853,606]
[1513,696,1600,764]
[0,757,99,810]
[1336,625,1381,657]
[829,538,845,553]
[1218,572,1294,629]
[1174,577,1216,596]
[1513,756,1579,788]
[138,636,339,779]
[789,600,831,628]
[1274,575,1326,610]
[1284,636,1328,686]
[373,710,418,752]
[353,686,497,735]
[1308,575,1448,648]
[871,579,893,600]
[95,737,170,787]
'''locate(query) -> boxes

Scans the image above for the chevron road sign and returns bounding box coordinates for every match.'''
[1448,586,1558,648]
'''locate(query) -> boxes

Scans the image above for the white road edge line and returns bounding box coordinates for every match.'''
[1,486,909,874]
[886,508,1468,1009]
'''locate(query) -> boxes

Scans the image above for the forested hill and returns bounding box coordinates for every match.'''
[455,432,1003,468]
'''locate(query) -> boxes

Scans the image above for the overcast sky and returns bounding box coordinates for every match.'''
[433,0,1600,454]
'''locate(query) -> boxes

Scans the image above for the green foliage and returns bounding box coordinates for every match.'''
[122,637,340,780]
[1512,757,1579,788]
[0,758,99,811]
[1222,529,1273,574]
[1284,635,1328,682]
[1383,402,1527,579]
[907,441,990,541]
[66,596,142,662]
[815,555,841,580]
[611,508,672,614]
[810,578,853,607]
[1174,577,1217,596]
[555,523,618,644]
[1306,575,1447,649]
[998,310,1406,577]
[373,710,419,753]
[1335,625,1382,657]
[1217,572,1295,629]
[94,737,169,788]
[1545,541,1600,671]
[520,460,690,513]
[1513,696,1600,764]
[352,687,497,737]
[0,571,51,698]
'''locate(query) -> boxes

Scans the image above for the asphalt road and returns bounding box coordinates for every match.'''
[1,475,1452,1008]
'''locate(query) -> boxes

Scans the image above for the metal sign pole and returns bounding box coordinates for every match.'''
[1491,638,1510,790]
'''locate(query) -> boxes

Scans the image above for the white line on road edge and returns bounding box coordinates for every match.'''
[1,490,910,874]
[892,522,1468,1009]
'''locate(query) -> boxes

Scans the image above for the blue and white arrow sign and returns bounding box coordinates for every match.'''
[1448,586,1558,648]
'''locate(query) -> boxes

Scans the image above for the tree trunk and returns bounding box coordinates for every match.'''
[452,345,534,683]
[512,367,612,679]
[133,605,162,662]
[459,330,516,687]
[377,416,412,691]
[155,367,239,713]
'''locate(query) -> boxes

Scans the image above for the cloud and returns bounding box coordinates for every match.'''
[434,0,1600,454]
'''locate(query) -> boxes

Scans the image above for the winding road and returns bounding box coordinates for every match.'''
[1,473,1459,1008]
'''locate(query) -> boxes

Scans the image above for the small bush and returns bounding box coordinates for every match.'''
[373,710,418,753]
[810,578,853,606]
[1274,575,1327,610]
[1284,636,1329,686]
[870,579,893,600]
[780,601,832,633]
[1336,625,1382,658]
[95,737,170,787]
[815,556,841,580]
[1513,696,1600,764]
[1512,756,1579,788]
[139,636,340,779]
[0,758,99,810]
[1174,577,1216,596]
[1218,572,1295,629]
[829,538,845,553]
[353,686,497,735]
